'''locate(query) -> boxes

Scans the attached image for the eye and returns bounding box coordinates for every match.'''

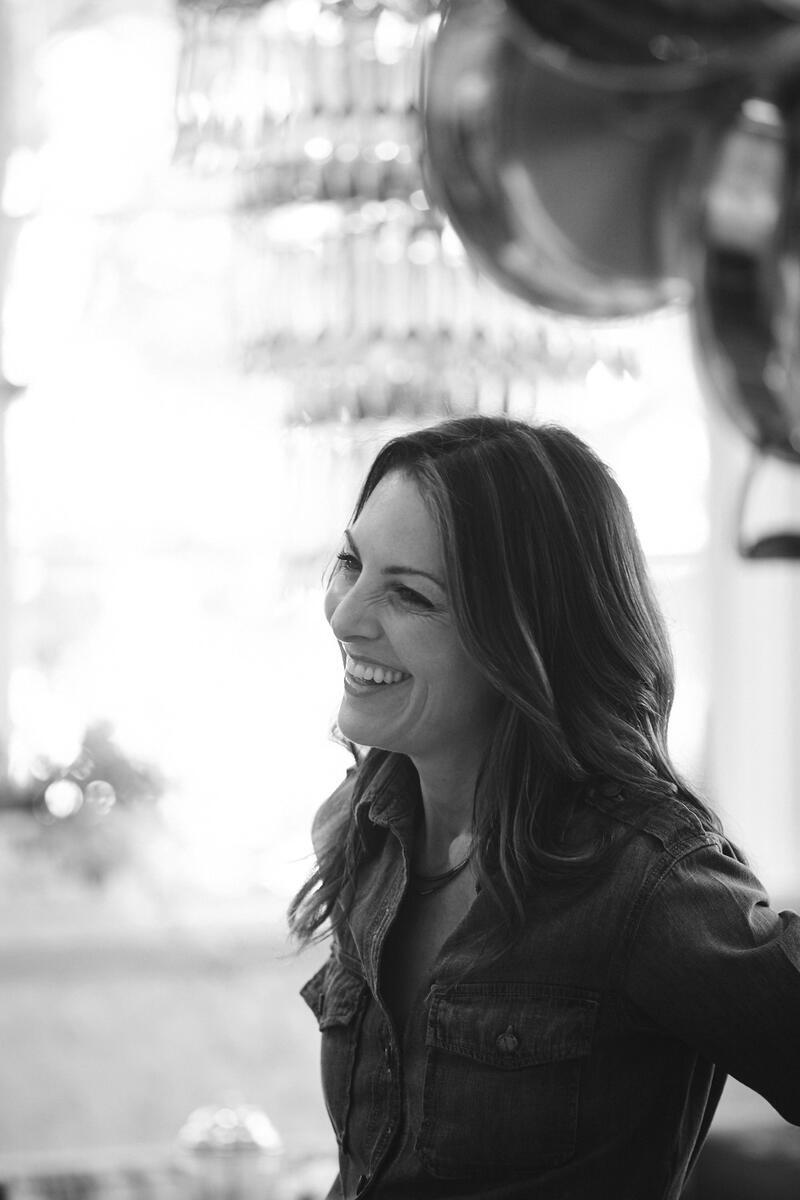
[335,551,360,573]
[393,584,434,610]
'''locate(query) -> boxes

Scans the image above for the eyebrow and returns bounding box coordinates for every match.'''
[344,529,446,591]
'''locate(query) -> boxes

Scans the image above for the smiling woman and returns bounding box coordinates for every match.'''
[288,414,800,1200]
[324,473,499,786]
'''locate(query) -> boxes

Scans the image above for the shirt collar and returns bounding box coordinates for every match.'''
[355,752,421,833]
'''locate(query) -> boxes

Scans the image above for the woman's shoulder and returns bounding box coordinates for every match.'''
[583,779,724,860]
[571,782,749,933]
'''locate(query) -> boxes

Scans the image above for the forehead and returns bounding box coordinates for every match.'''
[353,472,442,568]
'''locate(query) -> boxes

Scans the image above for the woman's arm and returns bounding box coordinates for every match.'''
[623,839,800,1124]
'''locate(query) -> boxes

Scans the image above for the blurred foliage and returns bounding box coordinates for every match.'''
[0,720,167,885]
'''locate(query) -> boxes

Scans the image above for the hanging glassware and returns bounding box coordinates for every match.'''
[174,0,427,205]
[174,0,638,422]
[233,191,636,422]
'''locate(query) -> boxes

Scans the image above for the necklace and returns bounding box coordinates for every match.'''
[410,853,472,896]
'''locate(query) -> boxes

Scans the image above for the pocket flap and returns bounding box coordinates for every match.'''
[301,959,367,1030]
[427,982,598,1069]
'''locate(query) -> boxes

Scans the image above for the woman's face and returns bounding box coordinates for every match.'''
[325,471,499,766]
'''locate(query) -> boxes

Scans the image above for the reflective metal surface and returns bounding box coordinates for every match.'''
[505,0,795,85]
[423,0,752,319]
[423,0,800,466]
[694,97,800,463]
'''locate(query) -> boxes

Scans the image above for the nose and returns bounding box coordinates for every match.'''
[325,574,381,643]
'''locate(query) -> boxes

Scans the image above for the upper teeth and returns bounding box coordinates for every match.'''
[346,655,408,685]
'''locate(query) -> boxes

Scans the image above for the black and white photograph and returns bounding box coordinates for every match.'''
[0,2,798,1198]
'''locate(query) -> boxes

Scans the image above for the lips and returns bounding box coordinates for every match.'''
[344,653,410,686]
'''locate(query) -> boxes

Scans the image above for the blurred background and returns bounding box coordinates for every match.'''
[0,0,799,1197]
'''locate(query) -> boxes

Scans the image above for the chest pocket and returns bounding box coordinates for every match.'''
[417,981,598,1177]
[301,957,368,1152]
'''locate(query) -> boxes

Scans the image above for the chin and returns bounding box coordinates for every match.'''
[338,715,394,755]
[337,710,374,748]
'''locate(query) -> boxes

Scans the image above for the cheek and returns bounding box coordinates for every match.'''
[449,654,499,718]
[323,577,343,627]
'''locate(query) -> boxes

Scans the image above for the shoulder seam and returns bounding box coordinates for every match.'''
[615,836,720,994]
[585,790,715,851]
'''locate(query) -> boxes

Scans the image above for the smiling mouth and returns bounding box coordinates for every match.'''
[344,654,410,687]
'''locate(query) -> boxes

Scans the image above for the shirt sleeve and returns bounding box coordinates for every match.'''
[623,838,800,1125]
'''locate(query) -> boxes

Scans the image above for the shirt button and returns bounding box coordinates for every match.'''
[496,1025,519,1053]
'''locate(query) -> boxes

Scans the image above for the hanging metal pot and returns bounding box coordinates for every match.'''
[422,0,760,319]
[690,94,800,461]
[423,0,800,552]
[691,90,800,552]
[504,0,795,84]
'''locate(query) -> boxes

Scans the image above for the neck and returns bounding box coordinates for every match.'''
[410,753,480,875]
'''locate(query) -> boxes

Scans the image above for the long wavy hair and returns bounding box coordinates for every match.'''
[289,415,721,944]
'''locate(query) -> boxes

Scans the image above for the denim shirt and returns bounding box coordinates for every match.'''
[301,758,800,1200]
